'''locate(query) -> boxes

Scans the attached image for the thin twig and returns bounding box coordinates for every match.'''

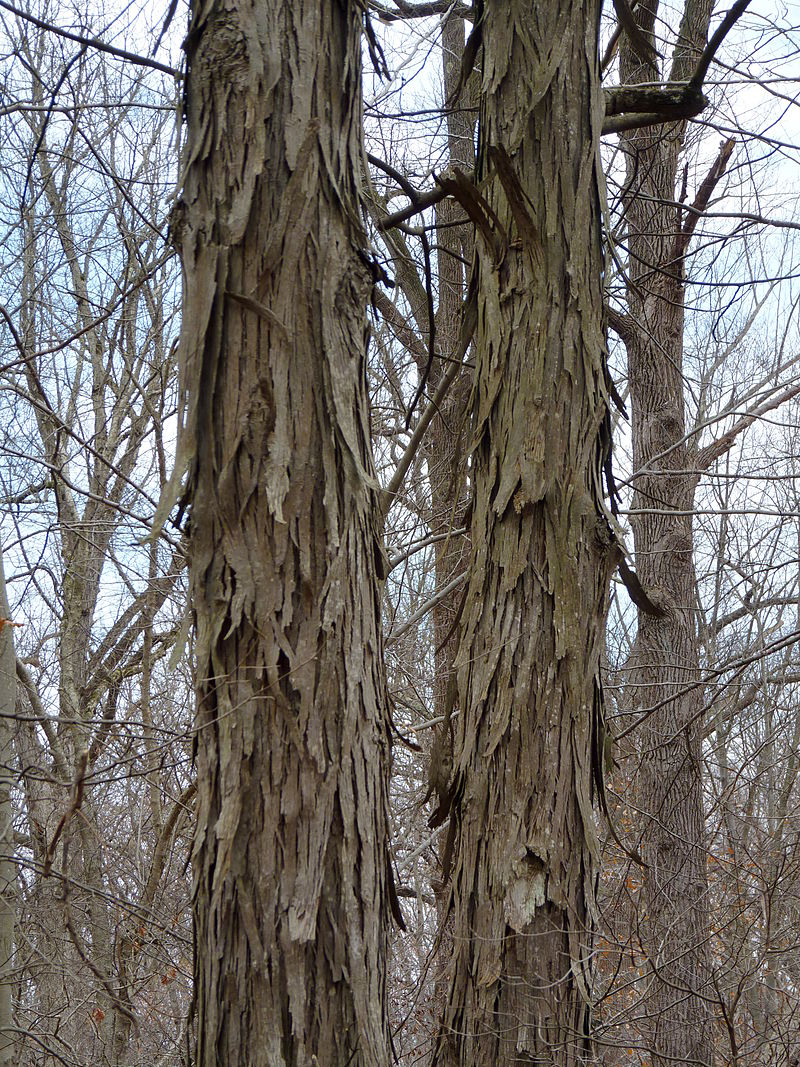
[382,287,476,515]
[43,749,88,877]
[386,572,467,647]
[0,0,181,77]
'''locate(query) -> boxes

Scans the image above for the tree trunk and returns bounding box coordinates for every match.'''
[619,2,715,1062]
[429,10,474,727]
[425,7,476,1034]
[435,3,611,1062]
[179,3,393,1065]
[0,549,15,1067]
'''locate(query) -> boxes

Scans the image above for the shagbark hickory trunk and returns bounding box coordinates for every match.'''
[435,3,612,1063]
[618,2,715,1062]
[178,2,393,1065]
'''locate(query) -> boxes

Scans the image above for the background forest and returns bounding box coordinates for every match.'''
[0,0,799,1064]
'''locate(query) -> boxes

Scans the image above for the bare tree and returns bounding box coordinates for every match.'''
[431,3,612,1060]
[0,548,15,1067]
[175,1,395,1064]
[599,3,800,1062]
[364,2,759,1061]
[615,4,718,1060]
[0,10,192,1063]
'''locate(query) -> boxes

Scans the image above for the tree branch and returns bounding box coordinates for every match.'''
[675,136,735,260]
[16,658,67,779]
[696,379,800,472]
[381,284,476,516]
[388,527,467,573]
[386,571,467,647]
[368,152,450,229]
[43,749,88,877]
[373,289,428,365]
[606,304,637,344]
[369,0,473,21]
[709,597,800,638]
[140,781,197,914]
[603,84,707,134]
[612,0,659,64]
[602,0,752,135]
[689,0,752,91]
[0,0,181,78]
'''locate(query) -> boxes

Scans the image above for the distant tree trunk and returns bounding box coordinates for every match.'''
[435,3,612,1062]
[426,5,475,1026]
[618,2,715,1062]
[0,548,15,1067]
[429,10,474,732]
[179,2,393,1065]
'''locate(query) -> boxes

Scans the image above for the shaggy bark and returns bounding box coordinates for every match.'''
[434,3,612,1063]
[178,2,393,1065]
[619,2,715,1062]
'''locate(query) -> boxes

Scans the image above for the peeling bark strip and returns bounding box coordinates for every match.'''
[435,3,611,1064]
[178,3,392,1065]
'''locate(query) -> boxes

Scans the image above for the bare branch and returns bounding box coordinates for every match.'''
[696,379,800,473]
[43,749,88,877]
[386,571,467,647]
[16,659,67,778]
[689,0,752,91]
[381,285,476,515]
[0,0,181,78]
[603,84,707,134]
[602,1,752,135]
[675,136,735,259]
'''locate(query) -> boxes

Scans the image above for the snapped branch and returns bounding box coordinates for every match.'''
[602,0,752,135]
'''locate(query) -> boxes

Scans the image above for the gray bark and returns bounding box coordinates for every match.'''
[0,548,15,1067]
[426,6,475,1026]
[619,2,715,1062]
[434,3,612,1062]
[178,2,393,1065]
